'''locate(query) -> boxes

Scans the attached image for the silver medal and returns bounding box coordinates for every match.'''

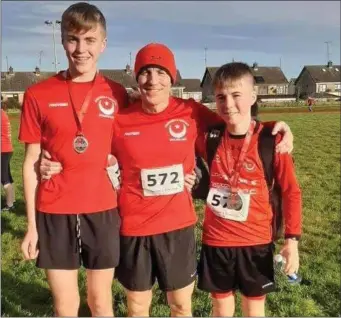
[226,192,243,211]
[73,135,89,153]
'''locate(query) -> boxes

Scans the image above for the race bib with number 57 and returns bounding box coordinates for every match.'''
[207,188,250,222]
[141,164,184,197]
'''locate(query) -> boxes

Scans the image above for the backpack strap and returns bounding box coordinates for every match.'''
[206,123,226,169]
[258,123,284,241]
[258,124,276,189]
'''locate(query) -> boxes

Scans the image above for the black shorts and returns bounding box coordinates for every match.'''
[198,243,276,297]
[115,225,197,292]
[1,152,13,185]
[36,209,121,270]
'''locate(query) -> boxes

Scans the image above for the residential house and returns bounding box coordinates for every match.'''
[295,61,341,98]
[1,65,201,104]
[180,79,202,101]
[201,63,294,103]
[1,66,54,103]
[200,67,218,102]
[288,78,296,95]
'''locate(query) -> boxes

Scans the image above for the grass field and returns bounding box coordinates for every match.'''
[1,112,340,317]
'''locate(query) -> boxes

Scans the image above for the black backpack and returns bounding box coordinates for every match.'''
[193,122,283,241]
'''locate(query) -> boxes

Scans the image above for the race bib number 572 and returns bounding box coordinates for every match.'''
[141,164,184,197]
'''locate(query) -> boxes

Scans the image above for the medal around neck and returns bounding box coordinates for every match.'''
[73,135,89,153]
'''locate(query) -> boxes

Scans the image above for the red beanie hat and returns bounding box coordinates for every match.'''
[134,43,177,84]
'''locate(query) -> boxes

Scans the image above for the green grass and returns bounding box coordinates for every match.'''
[2,112,340,317]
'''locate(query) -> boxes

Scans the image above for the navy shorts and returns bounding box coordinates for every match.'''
[1,152,13,185]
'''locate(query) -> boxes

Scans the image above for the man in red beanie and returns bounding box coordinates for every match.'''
[40,42,294,316]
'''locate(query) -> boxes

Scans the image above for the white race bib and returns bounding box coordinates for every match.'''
[106,162,121,190]
[207,188,250,221]
[141,164,184,197]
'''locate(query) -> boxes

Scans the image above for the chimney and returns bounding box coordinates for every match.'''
[327,60,333,68]
[125,64,131,74]
[35,66,40,75]
[252,62,258,71]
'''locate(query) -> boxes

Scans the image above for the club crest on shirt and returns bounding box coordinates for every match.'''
[243,159,256,172]
[95,96,117,118]
[165,119,189,141]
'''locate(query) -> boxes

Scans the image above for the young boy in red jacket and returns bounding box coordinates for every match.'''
[196,62,302,317]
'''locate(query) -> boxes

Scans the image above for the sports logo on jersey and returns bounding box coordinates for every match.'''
[243,159,256,172]
[95,96,117,118]
[48,102,68,107]
[165,119,189,141]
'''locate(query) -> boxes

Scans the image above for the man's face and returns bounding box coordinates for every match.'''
[62,24,106,76]
[137,67,172,107]
[215,75,256,125]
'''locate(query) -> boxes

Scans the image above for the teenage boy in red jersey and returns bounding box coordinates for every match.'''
[1,100,15,211]
[18,3,128,316]
[196,62,302,317]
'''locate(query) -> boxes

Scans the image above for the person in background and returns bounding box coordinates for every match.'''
[1,97,15,212]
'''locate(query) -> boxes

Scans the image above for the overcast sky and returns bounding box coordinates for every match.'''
[2,1,340,80]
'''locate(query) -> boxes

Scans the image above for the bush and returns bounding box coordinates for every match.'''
[5,97,21,110]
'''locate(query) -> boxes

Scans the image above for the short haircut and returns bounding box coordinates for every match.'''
[61,2,106,36]
[213,62,255,89]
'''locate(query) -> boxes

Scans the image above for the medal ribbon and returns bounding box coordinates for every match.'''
[65,70,98,136]
[225,120,256,193]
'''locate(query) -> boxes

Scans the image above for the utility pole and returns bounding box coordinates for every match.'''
[280,57,282,69]
[39,50,43,68]
[204,47,208,67]
[324,41,332,62]
[129,52,132,68]
[45,20,61,72]
[6,56,9,71]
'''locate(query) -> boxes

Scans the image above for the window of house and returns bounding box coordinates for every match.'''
[319,84,327,92]
[335,84,341,91]
[171,89,180,97]
[277,86,284,94]
[254,76,265,83]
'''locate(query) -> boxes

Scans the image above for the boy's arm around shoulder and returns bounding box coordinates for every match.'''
[274,134,302,239]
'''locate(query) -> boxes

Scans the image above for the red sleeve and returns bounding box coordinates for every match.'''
[195,131,208,161]
[274,134,302,237]
[113,84,129,111]
[111,121,119,156]
[118,86,129,109]
[18,89,42,143]
[191,99,223,133]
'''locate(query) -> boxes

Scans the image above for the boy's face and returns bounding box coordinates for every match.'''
[62,24,107,76]
[137,67,172,107]
[215,75,256,125]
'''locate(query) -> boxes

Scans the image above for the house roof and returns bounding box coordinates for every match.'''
[296,64,341,84]
[251,67,288,84]
[201,65,288,87]
[1,70,55,92]
[1,67,186,92]
[180,79,202,92]
[99,69,137,88]
[200,67,219,87]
